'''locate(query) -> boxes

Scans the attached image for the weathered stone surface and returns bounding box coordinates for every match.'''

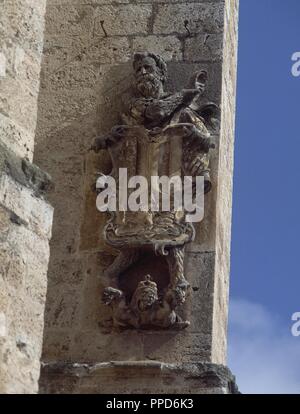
[44,62,100,91]
[47,0,130,4]
[0,41,42,93]
[39,361,239,394]
[0,0,46,54]
[79,153,111,251]
[69,332,145,362]
[0,0,239,395]
[132,36,183,61]
[0,0,53,394]
[153,3,224,35]
[45,5,95,37]
[0,113,34,160]
[166,62,223,104]
[86,37,131,64]
[0,142,52,198]
[0,174,53,239]
[0,52,6,77]
[0,0,47,161]
[212,0,239,365]
[141,332,212,363]
[0,197,52,393]
[0,75,39,142]
[45,5,152,37]
[39,154,84,256]
[93,5,152,36]
[184,251,215,334]
[185,34,224,62]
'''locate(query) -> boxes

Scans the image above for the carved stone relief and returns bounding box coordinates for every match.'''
[91,52,218,330]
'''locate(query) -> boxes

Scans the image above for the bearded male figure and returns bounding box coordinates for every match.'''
[95,52,217,190]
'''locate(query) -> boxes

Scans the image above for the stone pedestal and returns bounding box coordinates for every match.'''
[40,362,238,394]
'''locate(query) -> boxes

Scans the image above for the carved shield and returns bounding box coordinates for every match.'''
[104,124,195,251]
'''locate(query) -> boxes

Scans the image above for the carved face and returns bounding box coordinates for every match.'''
[134,57,164,99]
[137,288,158,311]
[174,284,188,305]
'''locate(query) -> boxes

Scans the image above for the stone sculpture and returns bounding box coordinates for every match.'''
[103,275,190,330]
[92,52,218,330]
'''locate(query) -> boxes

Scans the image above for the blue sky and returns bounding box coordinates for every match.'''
[228,0,300,393]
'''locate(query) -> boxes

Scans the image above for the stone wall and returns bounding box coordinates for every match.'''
[0,0,53,394]
[35,0,239,393]
[0,0,46,161]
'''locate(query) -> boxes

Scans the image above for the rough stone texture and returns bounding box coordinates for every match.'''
[34,0,239,393]
[39,361,239,394]
[0,0,46,161]
[0,190,53,394]
[0,1,53,394]
[132,36,183,61]
[212,0,239,365]
[153,3,224,35]
[0,0,239,396]
[185,34,224,62]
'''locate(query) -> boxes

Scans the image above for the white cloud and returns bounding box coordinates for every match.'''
[228,298,300,394]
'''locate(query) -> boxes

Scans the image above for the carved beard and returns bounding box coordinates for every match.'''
[136,74,163,98]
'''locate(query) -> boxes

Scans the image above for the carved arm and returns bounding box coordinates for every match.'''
[145,89,200,124]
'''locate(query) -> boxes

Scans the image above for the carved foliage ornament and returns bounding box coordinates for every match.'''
[92,52,218,330]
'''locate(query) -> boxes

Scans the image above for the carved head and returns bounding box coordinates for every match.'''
[102,287,124,305]
[173,281,190,306]
[133,52,167,99]
[131,275,159,312]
